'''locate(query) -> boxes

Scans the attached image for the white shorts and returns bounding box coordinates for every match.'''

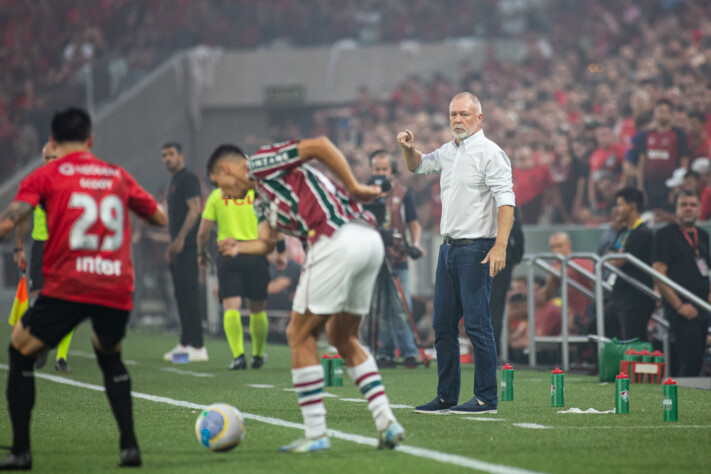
[292,222,384,316]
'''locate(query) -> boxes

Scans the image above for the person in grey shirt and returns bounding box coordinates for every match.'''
[398,92,515,414]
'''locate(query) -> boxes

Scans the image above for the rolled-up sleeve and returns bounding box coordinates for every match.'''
[415,150,442,175]
[486,150,516,208]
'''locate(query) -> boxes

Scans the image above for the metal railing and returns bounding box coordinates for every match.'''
[526,253,601,370]
[595,253,711,369]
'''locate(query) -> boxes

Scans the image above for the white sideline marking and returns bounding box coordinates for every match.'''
[339,399,412,409]
[247,384,275,388]
[160,367,215,378]
[513,423,550,430]
[63,350,138,365]
[464,417,505,422]
[0,364,543,474]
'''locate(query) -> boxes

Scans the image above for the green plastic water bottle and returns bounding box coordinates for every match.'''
[320,354,332,387]
[663,378,678,422]
[615,372,629,414]
[551,367,564,407]
[501,363,514,401]
[331,353,343,387]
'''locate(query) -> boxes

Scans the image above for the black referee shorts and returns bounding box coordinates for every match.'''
[29,240,45,292]
[21,295,130,349]
[217,253,269,301]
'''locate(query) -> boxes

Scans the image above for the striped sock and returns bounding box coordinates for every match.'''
[347,355,395,432]
[292,365,327,439]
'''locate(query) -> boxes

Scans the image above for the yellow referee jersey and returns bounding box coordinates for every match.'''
[31,207,49,242]
[202,188,258,242]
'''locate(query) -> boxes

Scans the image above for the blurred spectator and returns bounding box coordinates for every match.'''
[691,157,711,220]
[687,111,711,160]
[266,253,301,312]
[542,232,594,335]
[588,124,626,214]
[635,99,690,212]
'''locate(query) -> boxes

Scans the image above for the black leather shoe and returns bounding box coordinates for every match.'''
[118,447,141,467]
[0,452,32,470]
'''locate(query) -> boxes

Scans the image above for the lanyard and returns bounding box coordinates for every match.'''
[614,218,644,250]
[678,225,699,255]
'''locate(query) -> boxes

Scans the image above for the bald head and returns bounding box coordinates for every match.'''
[42,141,57,165]
[549,232,572,256]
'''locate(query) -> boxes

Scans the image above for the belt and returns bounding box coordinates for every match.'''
[443,237,477,246]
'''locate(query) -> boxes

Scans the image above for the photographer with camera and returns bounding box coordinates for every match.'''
[366,150,425,369]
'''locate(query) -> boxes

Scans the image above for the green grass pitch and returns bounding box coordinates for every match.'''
[1,321,709,473]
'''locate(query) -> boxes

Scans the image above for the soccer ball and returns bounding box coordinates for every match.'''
[195,403,246,452]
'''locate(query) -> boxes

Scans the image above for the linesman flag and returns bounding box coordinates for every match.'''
[8,274,28,326]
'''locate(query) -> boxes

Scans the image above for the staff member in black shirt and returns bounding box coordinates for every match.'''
[652,190,710,376]
[605,187,655,341]
[161,142,207,362]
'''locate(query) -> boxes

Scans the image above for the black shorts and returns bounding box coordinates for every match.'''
[29,240,44,292]
[217,253,269,301]
[21,295,130,349]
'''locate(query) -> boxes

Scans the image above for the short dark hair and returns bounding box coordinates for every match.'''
[675,189,700,207]
[206,144,247,175]
[162,142,183,154]
[51,107,91,144]
[685,170,700,181]
[656,98,673,109]
[368,149,398,174]
[615,187,645,212]
[689,111,706,123]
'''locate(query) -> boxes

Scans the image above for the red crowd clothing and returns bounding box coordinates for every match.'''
[14,151,158,311]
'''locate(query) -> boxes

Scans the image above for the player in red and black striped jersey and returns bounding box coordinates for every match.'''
[636,98,689,210]
[0,108,167,469]
[207,137,405,453]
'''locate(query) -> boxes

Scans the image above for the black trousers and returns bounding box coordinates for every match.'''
[604,294,655,341]
[170,250,203,348]
[489,263,513,355]
[668,307,709,377]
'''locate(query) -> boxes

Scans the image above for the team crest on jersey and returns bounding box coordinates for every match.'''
[59,163,75,176]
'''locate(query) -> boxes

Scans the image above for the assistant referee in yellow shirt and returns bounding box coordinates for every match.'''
[197,188,270,369]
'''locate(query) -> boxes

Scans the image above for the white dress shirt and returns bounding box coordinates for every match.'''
[416,129,515,239]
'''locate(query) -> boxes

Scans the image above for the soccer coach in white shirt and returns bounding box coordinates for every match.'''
[398,92,515,415]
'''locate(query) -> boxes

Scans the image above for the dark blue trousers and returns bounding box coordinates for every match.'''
[433,239,498,406]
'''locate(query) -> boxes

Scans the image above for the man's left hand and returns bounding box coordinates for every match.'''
[482,243,507,278]
[350,184,381,203]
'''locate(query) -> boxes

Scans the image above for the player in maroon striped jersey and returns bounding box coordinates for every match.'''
[0,108,166,469]
[207,137,405,453]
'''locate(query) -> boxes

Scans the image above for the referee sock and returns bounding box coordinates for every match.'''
[292,365,327,439]
[249,311,268,357]
[347,355,396,432]
[7,345,35,454]
[223,310,244,358]
[94,348,138,450]
[56,329,74,361]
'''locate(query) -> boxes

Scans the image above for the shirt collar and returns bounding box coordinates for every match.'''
[455,129,485,150]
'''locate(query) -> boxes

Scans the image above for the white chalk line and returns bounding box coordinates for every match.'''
[160,367,215,378]
[0,364,542,474]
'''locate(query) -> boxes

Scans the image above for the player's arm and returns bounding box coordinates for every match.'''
[397,129,424,172]
[143,204,167,227]
[197,218,215,268]
[297,136,380,202]
[218,221,276,257]
[13,214,31,270]
[0,201,34,242]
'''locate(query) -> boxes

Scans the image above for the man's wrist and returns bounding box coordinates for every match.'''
[675,302,683,311]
